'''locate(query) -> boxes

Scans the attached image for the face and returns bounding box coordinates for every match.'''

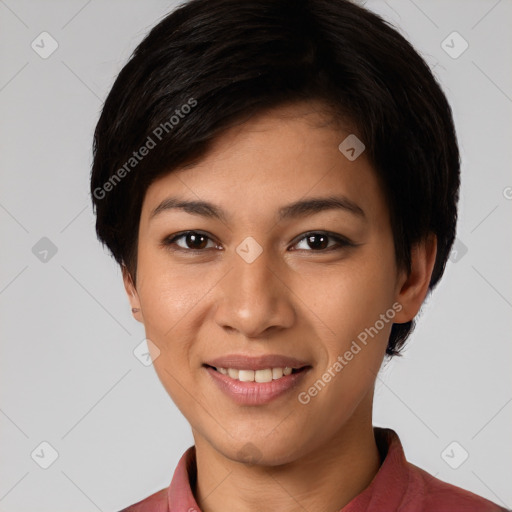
[124,101,429,466]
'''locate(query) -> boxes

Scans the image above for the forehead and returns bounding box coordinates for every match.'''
[140,101,388,226]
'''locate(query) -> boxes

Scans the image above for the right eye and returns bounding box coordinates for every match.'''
[161,231,220,252]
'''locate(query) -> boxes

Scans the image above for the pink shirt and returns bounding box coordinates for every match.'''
[119,427,508,511]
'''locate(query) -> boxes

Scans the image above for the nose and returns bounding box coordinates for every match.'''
[213,242,296,338]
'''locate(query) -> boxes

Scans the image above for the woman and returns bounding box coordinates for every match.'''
[90,0,508,510]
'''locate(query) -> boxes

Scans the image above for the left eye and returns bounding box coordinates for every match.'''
[292,232,352,252]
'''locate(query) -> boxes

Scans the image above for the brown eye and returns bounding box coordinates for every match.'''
[183,232,209,249]
[305,234,329,250]
[292,231,353,252]
[163,231,218,251]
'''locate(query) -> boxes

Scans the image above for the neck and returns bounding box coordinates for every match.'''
[192,400,381,512]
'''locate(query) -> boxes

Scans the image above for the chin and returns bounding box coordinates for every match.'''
[213,435,303,467]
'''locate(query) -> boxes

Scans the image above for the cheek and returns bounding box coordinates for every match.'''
[297,258,395,421]
[135,260,204,414]
[301,242,398,405]
[136,244,211,333]
[301,243,397,343]
[134,247,209,387]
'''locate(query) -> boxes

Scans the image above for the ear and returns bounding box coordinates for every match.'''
[393,233,437,323]
[122,265,143,323]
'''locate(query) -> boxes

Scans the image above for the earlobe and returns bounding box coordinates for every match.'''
[393,234,437,324]
[122,265,143,322]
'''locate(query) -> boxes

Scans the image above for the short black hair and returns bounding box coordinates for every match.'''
[90,0,460,357]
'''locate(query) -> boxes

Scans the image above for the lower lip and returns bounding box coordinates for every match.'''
[205,366,309,405]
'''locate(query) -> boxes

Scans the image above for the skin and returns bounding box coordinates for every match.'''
[123,100,437,512]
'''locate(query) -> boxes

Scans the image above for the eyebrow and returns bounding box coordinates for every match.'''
[149,195,366,222]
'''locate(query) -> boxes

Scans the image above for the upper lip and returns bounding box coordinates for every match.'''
[204,354,311,371]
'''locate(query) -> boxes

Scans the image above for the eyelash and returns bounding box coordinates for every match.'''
[161,230,355,253]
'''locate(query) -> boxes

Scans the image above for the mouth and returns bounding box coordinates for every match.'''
[202,354,312,405]
[203,364,309,383]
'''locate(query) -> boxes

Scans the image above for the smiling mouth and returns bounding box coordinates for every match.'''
[204,364,309,383]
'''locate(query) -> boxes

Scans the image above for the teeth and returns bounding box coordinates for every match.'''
[272,367,283,379]
[227,368,239,379]
[216,366,297,382]
[239,369,254,382]
[255,369,272,383]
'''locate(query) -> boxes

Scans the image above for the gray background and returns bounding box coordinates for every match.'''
[0,0,511,511]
